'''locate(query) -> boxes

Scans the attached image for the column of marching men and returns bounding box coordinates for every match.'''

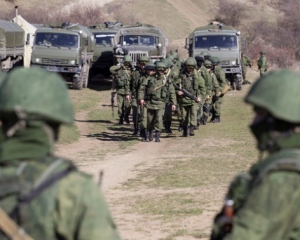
[110,51,229,142]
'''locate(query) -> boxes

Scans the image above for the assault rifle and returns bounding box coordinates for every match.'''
[173,83,199,103]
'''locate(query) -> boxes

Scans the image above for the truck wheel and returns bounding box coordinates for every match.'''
[73,74,83,90]
[234,74,243,91]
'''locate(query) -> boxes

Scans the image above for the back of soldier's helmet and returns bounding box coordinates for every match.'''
[0,68,74,124]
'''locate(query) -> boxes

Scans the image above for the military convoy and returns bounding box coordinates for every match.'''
[88,22,122,79]
[112,22,168,65]
[0,20,25,71]
[186,21,243,90]
[31,23,95,89]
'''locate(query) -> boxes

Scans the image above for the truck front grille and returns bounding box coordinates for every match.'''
[41,58,69,65]
[129,52,148,65]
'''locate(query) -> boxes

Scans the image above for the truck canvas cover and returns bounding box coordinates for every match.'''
[0,20,24,48]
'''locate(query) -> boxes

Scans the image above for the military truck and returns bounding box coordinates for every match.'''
[0,20,25,71]
[88,22,122,79]
[31,22,95,90]
[112,22,168,66]
[186,21,243,90]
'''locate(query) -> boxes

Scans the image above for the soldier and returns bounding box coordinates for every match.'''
[257,51,267,76]
[0,68,121,239]
[177,57,206,137]
[143,62,176,142]
[210,70,300,240]
[131,56,149,135]
[200,60,220,125]
[241,53,252,84]
[139,62,156,141]
[211,56,228,123]
[111,55,133,125]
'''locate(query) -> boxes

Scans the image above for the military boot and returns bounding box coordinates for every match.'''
[178,122,183,132]
[124,114,130,124]
[202,115,208,125]
[190,126,195,136]
[214,116,221,123]
[132,123,139,135]
[165,121,172,133]
[155,131,160,142]
[210,113,216,123]
[119,115,124,125]
[148,130,154,141]
[183,126,188,137]
[141,129,147,142]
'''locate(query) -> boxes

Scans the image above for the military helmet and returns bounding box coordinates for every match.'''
[139,56,149,63]
[185,57,197,67]
[211,56,220,65]
[156,61,166,70]
[171,51,179,59]
[245,70,300,123]
[201,51,211,60]
[195,54,204,62]
[260,51,265,55]
[0,68,74,124]
[123,55,132,62]
[178,57,184,64]
[162,58,173,68]
[145,62,155,71]
[204,60,212,67]
[167,54,174,62]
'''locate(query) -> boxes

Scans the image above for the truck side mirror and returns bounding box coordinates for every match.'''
[26,33,30,45]
[185,38,189,49]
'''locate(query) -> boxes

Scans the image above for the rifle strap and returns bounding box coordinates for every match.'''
[0,207,34,240]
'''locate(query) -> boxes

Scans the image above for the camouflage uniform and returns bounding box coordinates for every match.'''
[211,57,227,123]
[112,55,133,124]
[144,62,177,142]
[131,56,149,135]
[241,53,252,84]
[211,70,300,240]
[0,68,121,240]
[257,51,267,76]
[178,57,206,137]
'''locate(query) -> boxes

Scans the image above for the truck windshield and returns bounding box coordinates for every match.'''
[195,35,237,49]
[122,35,155,46]
[94,33,115,46]
[35,33,79,48]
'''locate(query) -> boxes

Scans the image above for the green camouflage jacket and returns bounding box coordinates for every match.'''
[257,56,267,71]
[114,66,132,95]
[211,134,300,240]
[213,66,227,91]
[0,124,121,240]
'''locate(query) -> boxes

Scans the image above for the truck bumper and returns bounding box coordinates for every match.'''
[222,66,241,74]
[31,64,81,74]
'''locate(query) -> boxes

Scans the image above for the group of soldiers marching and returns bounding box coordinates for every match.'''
[110,51,231,142]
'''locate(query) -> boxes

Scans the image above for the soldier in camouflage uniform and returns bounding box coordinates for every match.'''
[241,53,252,85]
[211,56,228,123]
[111,55,133,124]
[143,62,177,142]
[177,57,206,137]
[200,60,221,125]
[131,56,149,135]
[0,68,121,240]
[139,62,156,141]
[257,51,267,76]
[211,70,300,240]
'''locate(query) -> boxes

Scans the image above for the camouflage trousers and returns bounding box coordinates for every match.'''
[147,106,165,132]
[197,102,203,123]
[117,94,131,118]
[139,106,147,129]
[212,96,223,117]
[164,103,173,122]
[242,66,247,81]
[203,97,212,117]
[182,104,198,127]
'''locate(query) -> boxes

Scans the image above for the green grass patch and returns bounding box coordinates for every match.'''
[58,124,80,144]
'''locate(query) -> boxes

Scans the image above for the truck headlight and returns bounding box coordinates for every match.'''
[70,60,76,65]
[35,58,40,63]
[231,60,236,65]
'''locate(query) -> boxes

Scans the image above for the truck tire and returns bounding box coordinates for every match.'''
[73,73,83,90]
[234,74,243,91]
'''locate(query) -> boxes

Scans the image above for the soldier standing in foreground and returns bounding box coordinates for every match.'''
[257,51,267,76]
[0,68,121,240]
[111,55,133,125]
[241,53,252,85]
[210,70,300,240]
